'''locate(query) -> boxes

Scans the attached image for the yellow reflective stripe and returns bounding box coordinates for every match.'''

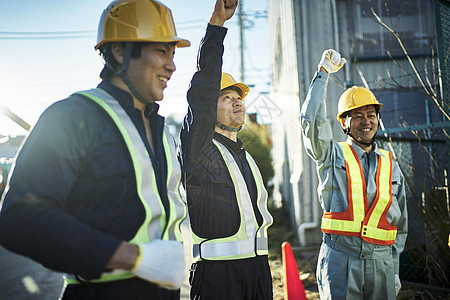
[362,224,397,241]
[340,143,365,222]
[321,143,365,233]
[64,272,135,285]
[366,150,390,228]
[77,90,153,244]
[191,140,261,260]
[321,142,397,244]
[213,139,257,238]
[246,153,273,244]
[71,89,185,283]
[77,91,143,207]
[363,149,397,242]
[162,129,186,241]
[160,130,170,239]
[321,218,361,233]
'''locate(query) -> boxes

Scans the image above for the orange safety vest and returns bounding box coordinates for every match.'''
[321,142,397,245]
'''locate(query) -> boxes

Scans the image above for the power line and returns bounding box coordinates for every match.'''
[0,30,96,39]
[0,18,212,40]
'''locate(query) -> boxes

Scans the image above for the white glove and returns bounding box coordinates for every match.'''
[318,49,346,73]
[395,274,401,295]
[132,240,185,290]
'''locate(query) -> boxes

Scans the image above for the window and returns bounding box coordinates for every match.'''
[350,0,435,58]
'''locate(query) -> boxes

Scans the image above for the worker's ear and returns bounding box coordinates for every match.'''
[111,43,125,65]
[339,117,346,129]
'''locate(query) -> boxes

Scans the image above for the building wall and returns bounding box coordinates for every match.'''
[269,0,347,247]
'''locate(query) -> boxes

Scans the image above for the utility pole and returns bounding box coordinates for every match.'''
[238,0,245,83]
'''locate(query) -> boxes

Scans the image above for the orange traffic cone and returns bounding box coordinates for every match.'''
[282,241,308,300]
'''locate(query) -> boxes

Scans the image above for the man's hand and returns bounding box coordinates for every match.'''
[318,49,346,73]
[209,0,238,27]
[106,241,140,271]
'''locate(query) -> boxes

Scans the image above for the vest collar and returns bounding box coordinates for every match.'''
[98,81,159,117]
[347,140,384,159]
[214,132,244,153]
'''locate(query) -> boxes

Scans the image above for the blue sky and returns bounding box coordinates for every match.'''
[0,0,270,136]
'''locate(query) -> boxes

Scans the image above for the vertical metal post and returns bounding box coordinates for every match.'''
[238,0,245,82]
[434,0,450,188]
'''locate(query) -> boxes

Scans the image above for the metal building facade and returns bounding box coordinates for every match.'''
[268,0,440,251]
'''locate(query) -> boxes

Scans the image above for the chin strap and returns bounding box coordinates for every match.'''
[342,115,377,147]
[216,121,242,132]
[343,127,375,147]
[106,42,148,105]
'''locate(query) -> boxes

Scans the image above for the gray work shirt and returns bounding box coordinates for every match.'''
[300,72,408,274]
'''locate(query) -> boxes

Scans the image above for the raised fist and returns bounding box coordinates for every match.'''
[318,49,346,73]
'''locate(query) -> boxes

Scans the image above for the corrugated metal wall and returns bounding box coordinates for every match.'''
[269,0,449,287]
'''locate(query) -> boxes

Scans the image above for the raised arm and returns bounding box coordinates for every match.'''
[178,0,238,169]
[300,49,346,163]
[209,0,238,27]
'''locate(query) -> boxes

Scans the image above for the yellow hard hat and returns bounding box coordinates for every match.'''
[337,86,382,121]
[220,73,250,100]
[95,0,190,50]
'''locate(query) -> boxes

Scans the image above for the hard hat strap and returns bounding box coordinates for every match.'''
[116,43,149,105]
[216,121,242,132]
[117,42,133,77]
[342,115,377,147]
[345,130,376,147]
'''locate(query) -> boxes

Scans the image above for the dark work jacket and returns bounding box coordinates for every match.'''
[178,24,262,239]
[0,81,170,280]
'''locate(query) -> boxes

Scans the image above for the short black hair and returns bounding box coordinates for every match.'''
[342,104,380,119]
[98,42,149,81]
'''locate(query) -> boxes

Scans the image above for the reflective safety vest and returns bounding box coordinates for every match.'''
[191,139,273,261]
[321,142,397,245]
[65,88,186,284]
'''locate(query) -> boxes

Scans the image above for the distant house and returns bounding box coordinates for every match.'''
[0,135,24,158]
[0,135,25,194]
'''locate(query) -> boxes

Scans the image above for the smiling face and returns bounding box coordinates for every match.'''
[341,105,379,147]
[217,88,245,128]
[126,42,176,103]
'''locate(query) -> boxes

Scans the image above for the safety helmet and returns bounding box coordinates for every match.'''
[95,0,190,50]
[337,86,382,121]
[220,73,250,100]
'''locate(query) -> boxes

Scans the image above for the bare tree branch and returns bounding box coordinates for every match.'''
[424,56,437,98]
[386,51,421,86]
[369,8,450,120]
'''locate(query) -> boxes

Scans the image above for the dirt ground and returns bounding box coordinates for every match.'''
[268,254,450,300]
[269,255,320,300]
[267,206,449,300]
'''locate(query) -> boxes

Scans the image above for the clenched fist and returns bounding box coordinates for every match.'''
[318,49,346,73]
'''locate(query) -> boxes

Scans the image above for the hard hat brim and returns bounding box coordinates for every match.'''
[226,83,249,100]
[222,83,249,100]
[337,103,383,121]
[220,72,250,100]
[95,36,190,50]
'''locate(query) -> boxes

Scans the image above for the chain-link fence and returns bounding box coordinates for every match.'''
[377,126,449,288]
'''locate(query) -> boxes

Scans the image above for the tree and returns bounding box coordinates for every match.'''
[238,126,274,190]
[361,3,450,289]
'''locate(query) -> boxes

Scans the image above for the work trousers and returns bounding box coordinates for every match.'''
[316,240,396,300]
[189,255,272,300]
[61,277,180,300]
